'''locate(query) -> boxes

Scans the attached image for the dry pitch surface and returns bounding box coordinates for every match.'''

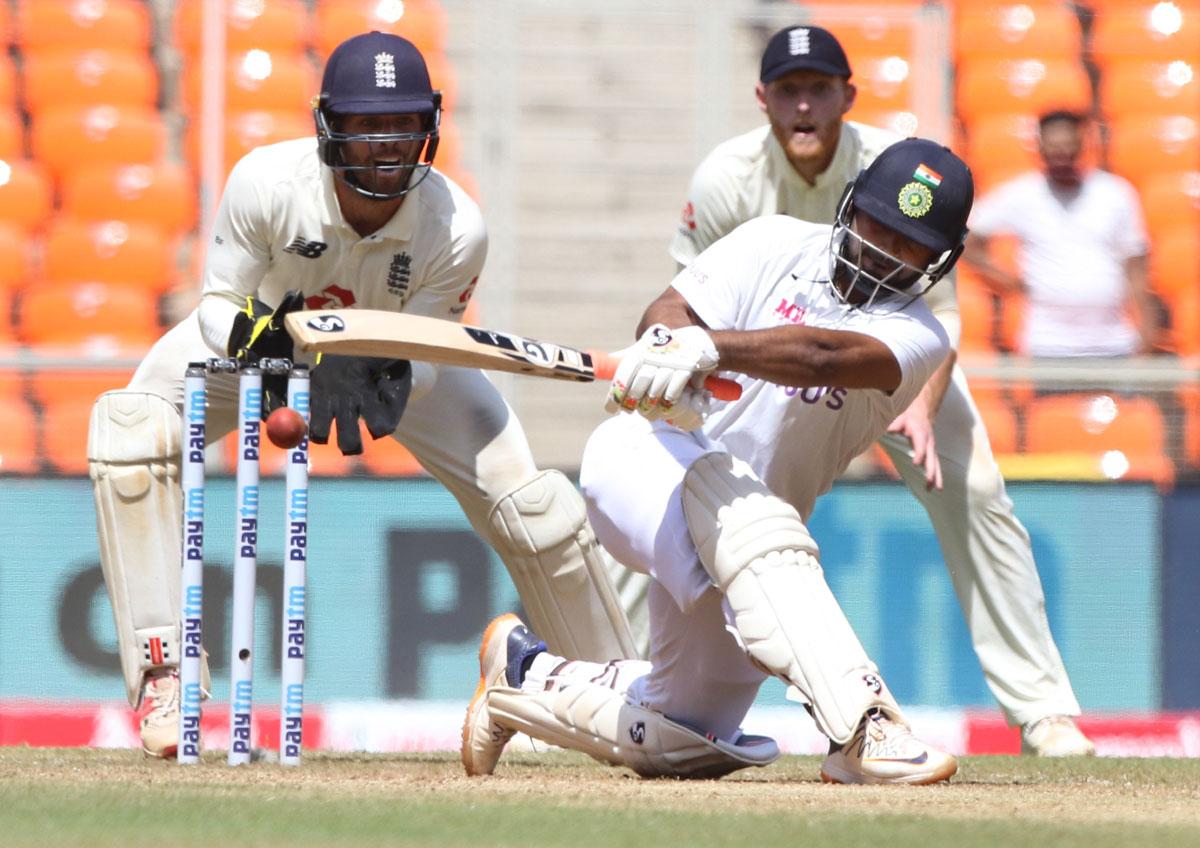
[1,748,1197,847]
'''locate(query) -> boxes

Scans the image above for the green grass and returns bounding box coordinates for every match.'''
[1,749,1197,847]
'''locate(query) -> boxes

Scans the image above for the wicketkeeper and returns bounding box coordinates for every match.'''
[88,32,635,758]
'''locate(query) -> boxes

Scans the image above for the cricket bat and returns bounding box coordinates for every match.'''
[284,309,742,401]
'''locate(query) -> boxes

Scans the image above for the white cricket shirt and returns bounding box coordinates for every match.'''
[197,137,486,354]
[669,121,961,346]
[969,169,1149,357]
[676,215,949,518]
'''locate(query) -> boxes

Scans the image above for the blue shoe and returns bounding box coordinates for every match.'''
[461,614,546,776]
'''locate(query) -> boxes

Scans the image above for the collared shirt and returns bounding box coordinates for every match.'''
[197,137,486,354]
[673,215,949,517]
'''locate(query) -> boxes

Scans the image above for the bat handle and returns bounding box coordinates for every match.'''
[589,352,743,402]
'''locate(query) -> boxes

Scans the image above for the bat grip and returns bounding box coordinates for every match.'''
[589,352,743,402]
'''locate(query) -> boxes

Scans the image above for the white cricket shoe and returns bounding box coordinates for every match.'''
[820,708,958,785]
[461,614,547,776]
[1021,715,1095,757]
[138,669,180,759]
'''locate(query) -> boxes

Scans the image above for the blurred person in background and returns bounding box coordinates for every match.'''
[963,109,1160,357]
[87,31,635,759]
[611,24,1091,757]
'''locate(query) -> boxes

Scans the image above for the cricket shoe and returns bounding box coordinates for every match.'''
[461,614,547,776]
[820,708,958,785]
[138,669,181,758]
[1021,715,1095,757]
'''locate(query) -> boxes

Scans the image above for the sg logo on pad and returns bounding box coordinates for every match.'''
[307,315,346,333]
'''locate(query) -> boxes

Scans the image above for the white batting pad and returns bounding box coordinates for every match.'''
[681,451,904,743]
[89,391,188,706]
[488,680,779,779]
[489,470,637,662]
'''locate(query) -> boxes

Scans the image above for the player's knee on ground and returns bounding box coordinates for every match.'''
[489,470,637,661]
[89,391,187,706]
[681,451,903,743]
[488,680,779,779]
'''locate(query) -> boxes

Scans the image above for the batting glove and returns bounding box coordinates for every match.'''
[662,384,709,432]
[605,323,719,420]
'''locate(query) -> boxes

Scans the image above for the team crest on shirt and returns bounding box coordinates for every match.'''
[386,252,413,300]
[898,181,934,218]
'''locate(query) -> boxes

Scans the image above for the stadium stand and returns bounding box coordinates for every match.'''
[16,280,162,350]
[21,49,159,113]
[173,0,313,56]
[39,218,180,292]
[59,162,197,235]
[0,158,53,232]
[30,104,169,186]
[954,2,1083,59]
[13,0,154,52]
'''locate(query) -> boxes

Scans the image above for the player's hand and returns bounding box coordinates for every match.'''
[309,355,412,455]
[227,290,306,415]
[662,384,709,432]
[605,324,719,421]
[887,396,942,491]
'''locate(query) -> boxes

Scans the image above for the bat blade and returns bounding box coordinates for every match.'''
[284,309,742,400]
[285,309,598,383]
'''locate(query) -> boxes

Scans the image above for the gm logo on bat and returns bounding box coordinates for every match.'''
[306,315,346,333]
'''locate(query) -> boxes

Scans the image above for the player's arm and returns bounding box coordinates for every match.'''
[631,285,903,393]
[1123,252,1159,353]
[961,232,1024,296]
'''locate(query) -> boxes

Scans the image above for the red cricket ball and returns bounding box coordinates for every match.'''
[266,406,307,449]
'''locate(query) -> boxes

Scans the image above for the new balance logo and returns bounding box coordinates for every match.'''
[284,237,328,259]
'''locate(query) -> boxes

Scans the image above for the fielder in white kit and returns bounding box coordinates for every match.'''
[653,25,1090,756]
[462,139,972,784]
[87,32,635,758]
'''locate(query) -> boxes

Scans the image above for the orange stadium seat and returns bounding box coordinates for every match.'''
[30,104,168,185]
[32,368,135,475]
[313,0,447,59]
[174,0,312,56]
[17,281,161,351]
[180,50,319,117]
[1100,57,1200,118]
[1149,226,1200,301]
[1025,393,1173,484]
[973,392,1020,455]
[0,389,39,475]
[804,6,917,59]
[60,162,198,234]
[21,49,159,113]
[0,111,25,162]
[1090,0,1200,60]
[961,113,1041,192]
[0,221,34,292]
[956,266,1000,352]
[184,109,314,174]
[955,3,1083,60]
[0,159,53,232]
[15,0,153,51]
[0,54,17,110]
[1165,287,1200,356]
[1139,169,1200,239]
[849,54,914,112]
[956,57,1092,123]
[1107,115,1200,188]
[40,219,181,292]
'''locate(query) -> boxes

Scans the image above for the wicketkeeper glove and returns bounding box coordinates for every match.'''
[226,290,307,415]
[308,355,413,456]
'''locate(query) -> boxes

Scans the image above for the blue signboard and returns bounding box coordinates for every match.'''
[0,477,1161,711]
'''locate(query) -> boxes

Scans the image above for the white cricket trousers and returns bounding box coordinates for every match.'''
[580,415,767,742]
